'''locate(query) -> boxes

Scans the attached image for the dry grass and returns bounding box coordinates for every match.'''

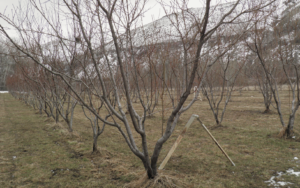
[1,89,300,187]
[124,172,190,188]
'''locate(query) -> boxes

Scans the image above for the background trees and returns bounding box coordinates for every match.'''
[202,47,245,126]
[0,40,14,91]
[245,0,300,137]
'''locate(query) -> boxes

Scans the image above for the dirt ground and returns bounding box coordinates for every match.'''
[1,90,300,187]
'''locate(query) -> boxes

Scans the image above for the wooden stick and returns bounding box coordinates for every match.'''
[197,118,236,166]
[158,114,198,170]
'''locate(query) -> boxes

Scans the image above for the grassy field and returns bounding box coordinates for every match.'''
[1,90,300,188]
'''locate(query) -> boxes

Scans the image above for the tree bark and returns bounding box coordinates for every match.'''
[55,108,59,123]
[92,134,99,153]
[286,114,295,137]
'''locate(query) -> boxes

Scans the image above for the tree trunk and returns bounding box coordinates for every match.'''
[146,166,155,179]
[66,119,73,132]
[263,106,270,114]
[215,116,220,126]
[44,104,50,117]
[92,134,99,153]
[39,101,43,114]
[286,115,295,137]
[69,108,74,132]
[55,108,59,123]
[150,148,160,178]
[150,136,169,178]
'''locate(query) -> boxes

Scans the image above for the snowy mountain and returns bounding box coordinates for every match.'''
[121,1,246,47]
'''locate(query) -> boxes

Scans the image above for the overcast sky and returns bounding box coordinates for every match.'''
[0,0,235,26]
[142,0,238,24]
[0,0,283,38]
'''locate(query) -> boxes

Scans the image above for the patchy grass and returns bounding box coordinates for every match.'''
[0,90,300,187]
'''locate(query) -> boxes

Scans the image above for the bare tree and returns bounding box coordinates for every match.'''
[202,48,245,126]
[248,4,300,137]
[244,18,277,113]
[0,40,14,91]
